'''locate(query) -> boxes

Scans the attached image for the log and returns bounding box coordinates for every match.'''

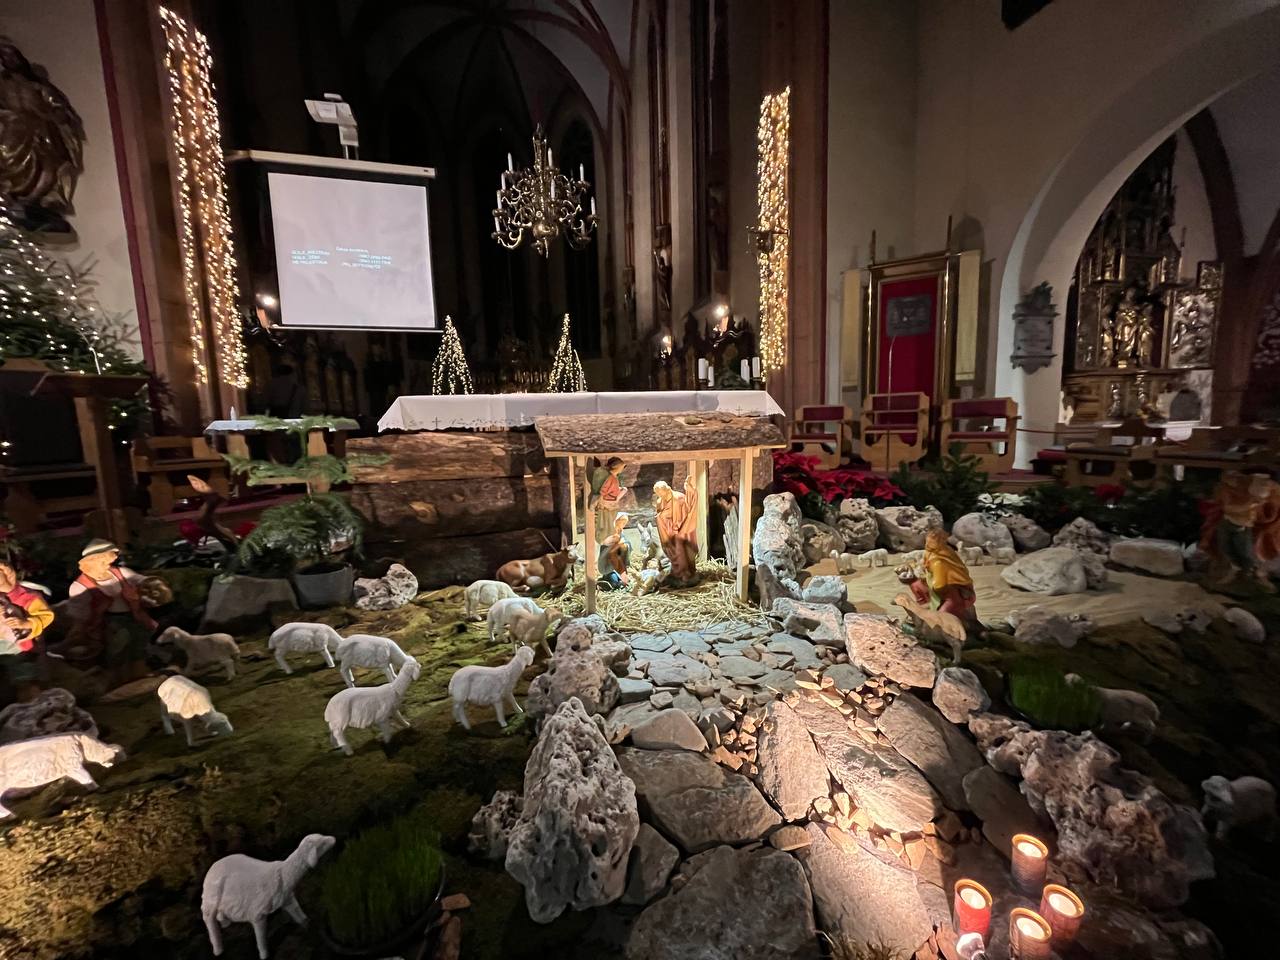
[347,431,548,482]
[350,475,557,538]
[363,525,565,589]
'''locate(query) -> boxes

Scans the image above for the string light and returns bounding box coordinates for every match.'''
[431,315,474,395]
[755,86,790,375]
[159,7,249,391]
[547,313,587,392]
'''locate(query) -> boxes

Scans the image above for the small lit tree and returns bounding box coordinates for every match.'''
[547,312,587,392]
[431,315,473,395]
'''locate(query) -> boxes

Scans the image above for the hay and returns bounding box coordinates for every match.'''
[559,560,768,633]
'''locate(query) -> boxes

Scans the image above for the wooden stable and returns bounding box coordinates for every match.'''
[533,411,786,612]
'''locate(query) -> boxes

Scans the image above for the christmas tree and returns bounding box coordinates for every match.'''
[431,315,474,395]
[547,312,587,392]
[0,199,154,435]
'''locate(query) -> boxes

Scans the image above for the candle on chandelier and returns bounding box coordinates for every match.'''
[1039,884,1084,946]
[1010,834,1049,893]
[507,151,514,171]
[952,879,992,939]
[1008,908,1052,960]
[751,356,761,379]
[707,366,715,387]
[578,162,585,182]
[551,179,557,199]
[697,358,708,381]
[740,358,750,382]
[590,195,596,215]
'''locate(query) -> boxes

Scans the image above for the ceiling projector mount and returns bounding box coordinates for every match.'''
[304,93,359,159]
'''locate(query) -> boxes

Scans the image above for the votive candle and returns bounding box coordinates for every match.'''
[952,879,992,939]
[741,358,751,382]
[707,366,715,388]
[1039,883,1084,946]
[697,358,709,381]
[1010,833,1048,893]
[1008,908,1052,960]
[751,356,761,379]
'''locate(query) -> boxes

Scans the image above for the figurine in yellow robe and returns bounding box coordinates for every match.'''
[922,529,979,628]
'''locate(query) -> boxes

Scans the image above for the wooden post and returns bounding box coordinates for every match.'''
[74,395,130,544]
[736,448,754,601]
[691,459,709,562]
[582,456,597,614]
[567,455,579,546]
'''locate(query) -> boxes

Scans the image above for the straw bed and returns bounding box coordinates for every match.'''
[559,560,768,632]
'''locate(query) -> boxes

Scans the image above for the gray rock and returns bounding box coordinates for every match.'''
[606,700,661,741]
[836,497,879,552]
[697,705,736,733]
[931,667,989,724]
[589,638,634,676]
[626,844,818,960]
[875,693,982,811]
[822,663,868,693]
[525,644,621,721]
[791,695,941,832]
[764,634,822,670]
[718,655,768,680]
[968,711,1039,776]
[622,823,680,906]
[1109,537,1185,577]
[631,633,676,653]
[756,700,831,821]
[951,512,1014,551]
[801,574,848,609]
[199,574,297,632]
[1225,606,1265,643]
[670,689,702,716]
[771,597,844,646]
[617,747,781,852]
[646,653,713,687]
[752,492,806,583]
[843,613,938,688]
[962,765,1048,855]
[800,519,844,565]
[1052,516,1111,556]
[1143,606,1215,634]
[874,504,943,552]
[802,823,935,957]
[756,562,801,611]
[0,688,97,744]
[353,562,418,610]
[505,699,639,922]
[468,789,523,860]
[631,708,707,752]
[668,630,712,655]
[1000,546,1089,595]
[768,824,812,851]
[650,691,675,710]
[761,669,799,693]
[1000,514,1051,551]
[1007,604,1094,647]
[617,677,654,703]
[1077,548,1109,589]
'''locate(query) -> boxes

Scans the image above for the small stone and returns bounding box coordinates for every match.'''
[713,745,743,770]
[618,678,655,703]
[1225,607,1265,643]
[622,823,680,906]
[931,667,990,724]
[814,796,834,817]
[631,708,708,752]
[740,646,763,662]
[650,691,675,710]
[769,824,812,851]
[440,893,472,912]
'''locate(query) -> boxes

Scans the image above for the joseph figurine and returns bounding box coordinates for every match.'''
[652,476,699,583]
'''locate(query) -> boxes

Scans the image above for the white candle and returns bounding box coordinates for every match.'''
[1016,840,1046,858]
[752,356,761,378]
[960,887,987,909]
[496,189,503,207]
[590,195,596,215]
[1046,892,1078,917]
[507,152,513,171]
[741,359,750,381]
[229,405,238,422]
[551,179,557,199]
[579,162,585,181]
[548,147,553,166]
[707,367,715,387]
[1016,916,1047,939]
[697,358,708,380]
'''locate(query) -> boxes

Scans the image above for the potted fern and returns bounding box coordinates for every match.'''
[225,416,386,608]
[317,807,447,957]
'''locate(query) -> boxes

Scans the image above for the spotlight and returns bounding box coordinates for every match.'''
[257,292,278,309]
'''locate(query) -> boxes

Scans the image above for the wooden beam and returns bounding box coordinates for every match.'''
[567,455,579,546]
[543,445,783,464]
[74,395,129,544]
[691,459,709,561]
[582,456,597,615]
[735,450,753,602]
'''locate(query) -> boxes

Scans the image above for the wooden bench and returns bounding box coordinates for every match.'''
[861,392,930,472]
[0,465,98,533]
[1152,425,1280,478]
[790,404,853,469]
[939,397,1019,472]
[131,436,229,516]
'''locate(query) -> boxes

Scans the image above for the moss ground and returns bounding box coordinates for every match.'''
[0,588,620,960]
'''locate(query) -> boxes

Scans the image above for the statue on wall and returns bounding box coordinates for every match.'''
[0,37,85,238]
[1113,286,1155,368]
[1169,291,1215,368]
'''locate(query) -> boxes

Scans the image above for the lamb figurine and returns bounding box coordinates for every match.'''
[335,634,411,688]
[830,550,858,575]
[0,732,125,818]
[893,592,967,663]
[1201,775,1277,840]
[448,645,536,730]
[1065,673,1160,740]
[464,579,518,620]
[201,833,336,958]
[487,597,566,650]
[324,657,421,755]
[157,626,240,681]
[157,675,233,747]
[267,622,342,674]
[855,548,890,568]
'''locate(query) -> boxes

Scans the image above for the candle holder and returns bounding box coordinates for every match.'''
[1008,908,1053,960]
[1011,833,1048,893]
[1039,883,1084,946]
[952,879,992,939]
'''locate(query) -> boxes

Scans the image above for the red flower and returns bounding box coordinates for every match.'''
[178,519,203,544]
[233,520,258,539]
[1094,483,1126,503]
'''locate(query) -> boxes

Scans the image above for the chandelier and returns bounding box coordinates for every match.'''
[492,125,597,257]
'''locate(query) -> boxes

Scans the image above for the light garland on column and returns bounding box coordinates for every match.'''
[159,6,249,391]
[755,86,791,375]
[431,315,474,395]
[547,313,587,392]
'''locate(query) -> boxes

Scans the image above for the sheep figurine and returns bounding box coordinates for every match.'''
[982,541,1017,565]
[157,626,240,681]
[957,545,984,567]
[487,597,565,647]
[267,622,342,674]
[1201,775,1277,840]
[0,732,125,818]
[324,657,421,755]
[201,833,336,958]
[855,548,890,568]
[448,645,536,730]
[1065,673,1160,740]
[335,634,411,688]
[487,596,542,642]
[830,550,859,575]
[157,675,233,747]
[893,592,967,663]
[464,579,518,620]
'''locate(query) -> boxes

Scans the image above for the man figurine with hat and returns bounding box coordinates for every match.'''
[0,559,55,701]
[67,539,160,683]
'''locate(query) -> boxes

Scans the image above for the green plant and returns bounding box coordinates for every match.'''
[1015,478,1211,543]
[891,447,995,524]
[1008,661,1103,731]
[319,807,443,948]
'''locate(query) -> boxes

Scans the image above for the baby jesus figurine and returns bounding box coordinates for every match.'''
[653,476,700,585]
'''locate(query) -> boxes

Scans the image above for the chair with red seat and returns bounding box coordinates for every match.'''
[861,392,931,472]
[790,404,854,469]
[939,397,1020,473]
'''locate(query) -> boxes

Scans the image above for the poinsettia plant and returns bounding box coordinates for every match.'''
[773,451,903,520]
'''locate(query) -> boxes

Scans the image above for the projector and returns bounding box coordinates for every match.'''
[304,93,359,157]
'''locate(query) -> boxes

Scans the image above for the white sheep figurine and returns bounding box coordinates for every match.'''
[487,597,565,651]
[201,833,336,958]
[448,645,536,730]
[335,633,411,688]
[157,675,233,747]
[957,545,984,567]
[267,622,342,674]
[1201,775,1277,840]
[1066,673,1160,740]
[324,657,421,755]
[0,732,124,818]
[830,550,858,575]
[855,548,890,568]
[464,579,518,620]
[982,541,1017,565]
[157,626,240,681]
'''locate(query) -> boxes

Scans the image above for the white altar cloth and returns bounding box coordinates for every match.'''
[377,390,784,432]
